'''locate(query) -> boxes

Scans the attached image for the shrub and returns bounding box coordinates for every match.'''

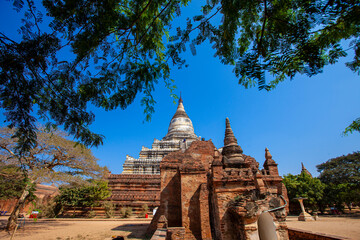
[139,204,149,218]
[120,207,132,218]
[103,201,115,218]
[37,199,62,218]
[87,210,96,218]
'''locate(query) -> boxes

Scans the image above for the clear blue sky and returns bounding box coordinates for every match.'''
[89,43,360,177]
[1,1,359,177]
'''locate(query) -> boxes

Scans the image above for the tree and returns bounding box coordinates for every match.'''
[317,152,360,210]
[320,183,360,212]
[2,1,358,155]
[83,180,111,209]
[283,172,325,212]
[317,152,360,186]
[43,0,360,134]
[1,0,187,154]
[0,165,33,200]
[0,126,107,230]
[56,180,111,217]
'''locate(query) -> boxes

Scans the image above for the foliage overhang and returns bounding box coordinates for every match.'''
[1,0,359,153]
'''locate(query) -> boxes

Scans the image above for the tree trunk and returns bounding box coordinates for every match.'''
[346,202,352,212]
[6,182,33,231]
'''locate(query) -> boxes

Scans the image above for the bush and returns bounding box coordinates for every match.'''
[103,201,115,218]
[139,204,149,218]
[34,199,62,218]
[87,210,96,218]
[120,207,132,218]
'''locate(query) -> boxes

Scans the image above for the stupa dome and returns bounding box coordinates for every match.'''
[162,97,198,141]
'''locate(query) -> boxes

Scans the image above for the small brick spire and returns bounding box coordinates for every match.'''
[224,117,243,153]
[222,118,244,166]
[263,147,278,176]
[265,147,272,160]
[301,162,313,177]
[264,148,276,165]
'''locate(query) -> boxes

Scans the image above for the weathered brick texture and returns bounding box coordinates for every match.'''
[146,118,290,240]
[107,174,160,213]
[288,228,349,240]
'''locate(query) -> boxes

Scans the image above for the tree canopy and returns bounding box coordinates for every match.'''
[283,172,325,212]
[0,127,107,183]
[283,152,360,214]
[0,165,35,200]
[0,126,107,230]
[317,151,360,209]
[317,151,360,186]
[56,180,111,212]
[1,0,359,153]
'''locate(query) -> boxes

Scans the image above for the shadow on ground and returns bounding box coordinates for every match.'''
[0,218,71,239]
[111,223,149,239]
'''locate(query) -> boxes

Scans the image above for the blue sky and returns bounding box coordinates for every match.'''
[89,42,360,177]
[1,1,359,177]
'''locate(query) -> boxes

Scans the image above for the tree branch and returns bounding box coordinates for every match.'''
[257,0,267,57]
[26,0,41,35]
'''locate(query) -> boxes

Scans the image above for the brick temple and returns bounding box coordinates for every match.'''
[108,98,290,239]
[122,96,200,175]
[107,174,161,212]
[108,97,200,211]
[147,118,289,240]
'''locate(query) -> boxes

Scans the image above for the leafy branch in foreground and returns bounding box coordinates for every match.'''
[1,0,359,155]
[170,0,360,133]
[1,0,189,153]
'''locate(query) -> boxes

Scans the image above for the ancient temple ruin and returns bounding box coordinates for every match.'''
[122,97,200,175]
[107,174,161,212]
[108,97,200,212]
[147,118,289,240]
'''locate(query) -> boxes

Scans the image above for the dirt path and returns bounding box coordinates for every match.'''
[286,215,360,240]
[0,217,151,240]
[1,216,359,240]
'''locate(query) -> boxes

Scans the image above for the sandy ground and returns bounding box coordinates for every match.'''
[0,217,151,240]
[286,215,360,240]
[0,215,359,240]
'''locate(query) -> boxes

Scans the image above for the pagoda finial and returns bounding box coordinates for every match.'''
[224,118,238,147]
[174,93,185,113]
[263,147,278,175]
[223,118,243,152]
[179,92,183,103]
[265,147,272,160]
[264,147,276,166]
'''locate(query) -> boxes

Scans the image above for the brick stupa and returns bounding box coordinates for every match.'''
[147,118,289,240]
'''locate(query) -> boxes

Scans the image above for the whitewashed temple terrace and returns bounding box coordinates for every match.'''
[122,97,200,175]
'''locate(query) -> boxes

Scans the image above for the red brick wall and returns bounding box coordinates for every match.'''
[180,172,207,239]
[288,228,348,240]
[160,169,182,227]
[108,174,161,210]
